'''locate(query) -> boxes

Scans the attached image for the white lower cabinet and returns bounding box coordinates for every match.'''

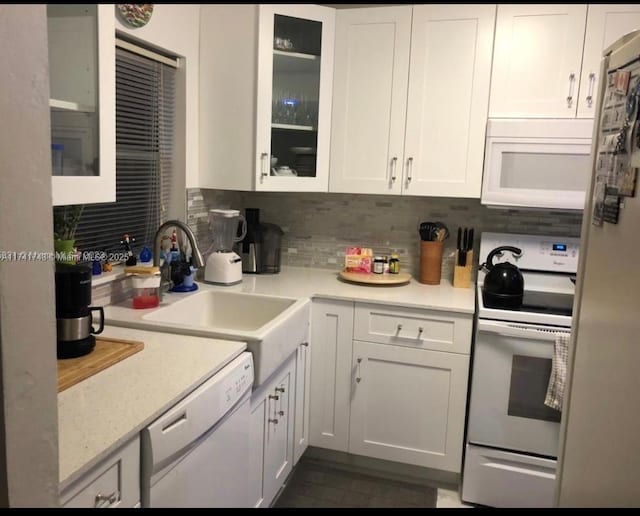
[310,299,472,474]
[309,299,354,452]
[349,340,469,472]
[60,435,140,508]
[293,336,312,464]
[249,352,296,508]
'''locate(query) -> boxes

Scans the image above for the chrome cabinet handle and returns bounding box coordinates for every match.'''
[95,491,118,508]
[301,341,309,347]
[269,418,279,425]
[586,72,596,107]
[268,394,279,400]
[260,152,269,179]
[567,73,576,108]
[356,357,362,383]
[406,157,414,184]
[275,387,285,393]
[390,156,398,182]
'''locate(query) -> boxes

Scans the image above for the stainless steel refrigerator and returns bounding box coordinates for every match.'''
[556,30,640,507]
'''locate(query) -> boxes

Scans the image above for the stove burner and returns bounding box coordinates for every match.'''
[510,290,573,317]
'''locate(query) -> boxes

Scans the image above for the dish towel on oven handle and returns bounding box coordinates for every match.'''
[545,332,570,411]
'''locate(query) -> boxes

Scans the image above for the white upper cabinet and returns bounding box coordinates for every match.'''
[199,4,334,193]
[330,5,496,198]
[490,4,587,119]
[490,4,640,119]
[578,4,640,118]
[48,4,115,205]
[329,7,412,195]
[403,4,496,197]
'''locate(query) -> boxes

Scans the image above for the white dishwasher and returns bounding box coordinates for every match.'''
[141,352,254,507]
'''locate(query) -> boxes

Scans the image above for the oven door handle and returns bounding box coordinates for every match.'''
[477,320,569,341]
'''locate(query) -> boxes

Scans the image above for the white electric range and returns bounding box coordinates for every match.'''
[462,232,580,508]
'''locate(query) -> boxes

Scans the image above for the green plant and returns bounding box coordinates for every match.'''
[53,204,84,241]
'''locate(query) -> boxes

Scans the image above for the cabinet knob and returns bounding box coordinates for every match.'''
[301,341,309,347]
[418,326,424,337]
[95,491,118,508]
[396,323,403,333]
[275,387,285,393]
[268,394,279,400]
[278,410,285,416]
[268,418,279,425]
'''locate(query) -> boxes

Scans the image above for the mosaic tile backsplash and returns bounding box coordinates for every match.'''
[187,188,583,281]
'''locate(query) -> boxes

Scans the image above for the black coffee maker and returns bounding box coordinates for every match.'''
[55,263,104,358]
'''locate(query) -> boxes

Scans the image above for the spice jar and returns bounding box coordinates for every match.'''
[373,256,385,274]
[389,253,400,274]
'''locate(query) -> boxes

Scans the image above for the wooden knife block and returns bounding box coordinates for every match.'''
[453,250,473,288]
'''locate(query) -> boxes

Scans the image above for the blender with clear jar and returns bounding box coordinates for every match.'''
[204,209,247,285]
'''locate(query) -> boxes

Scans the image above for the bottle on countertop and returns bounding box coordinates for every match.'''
[373,256,385,274]
[389,253,400,274]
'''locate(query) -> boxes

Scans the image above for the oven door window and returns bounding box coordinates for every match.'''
[467,320,562,458]
[508,355,561,423]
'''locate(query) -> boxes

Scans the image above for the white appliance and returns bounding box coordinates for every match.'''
[482,119,594,210]
[204,209,247,285]
[556,30,640,507]
[462,232,580,508]
[141,352,254,508]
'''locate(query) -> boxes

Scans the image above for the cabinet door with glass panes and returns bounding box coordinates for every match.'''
[255,4,335,192]
[48,4,115,205]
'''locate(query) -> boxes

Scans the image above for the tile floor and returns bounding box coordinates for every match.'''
[273,457,471,508]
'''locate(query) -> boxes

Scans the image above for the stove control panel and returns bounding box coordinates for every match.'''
[479,232,580,274]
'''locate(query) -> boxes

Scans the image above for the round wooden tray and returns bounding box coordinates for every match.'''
[339,271,412,285]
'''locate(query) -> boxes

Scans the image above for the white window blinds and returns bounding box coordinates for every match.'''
[61,44,176,257]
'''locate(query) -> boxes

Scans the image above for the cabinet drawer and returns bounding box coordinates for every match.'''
[61,435,140,508]
[354,303,472,354]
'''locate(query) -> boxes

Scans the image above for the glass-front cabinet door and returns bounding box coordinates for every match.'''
[48,4,115,205]
[256,4,335,192]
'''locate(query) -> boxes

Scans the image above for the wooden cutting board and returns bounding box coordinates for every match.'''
[339,271,412,285]
[57,336,144,392]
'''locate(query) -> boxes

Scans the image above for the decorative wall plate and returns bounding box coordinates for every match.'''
[116,4,154,28]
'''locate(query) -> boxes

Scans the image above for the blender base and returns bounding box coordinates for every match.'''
[204,251,243,285]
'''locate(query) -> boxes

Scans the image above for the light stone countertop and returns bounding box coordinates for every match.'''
[105,266,476,330]
[57,325,246,491]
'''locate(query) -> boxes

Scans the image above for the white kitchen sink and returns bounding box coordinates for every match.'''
[142,290,297,332]
[104,288,310,387]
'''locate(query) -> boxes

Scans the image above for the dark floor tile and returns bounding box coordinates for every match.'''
[350,477,381,495]
[298,468,326,485]
[317,485,347,504]
[280,494,317,508]
[341,491,371,508]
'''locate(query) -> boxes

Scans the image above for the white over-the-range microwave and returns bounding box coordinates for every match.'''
[481,119,594,210]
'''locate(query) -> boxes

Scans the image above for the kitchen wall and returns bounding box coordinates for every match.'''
[187,188,584,280]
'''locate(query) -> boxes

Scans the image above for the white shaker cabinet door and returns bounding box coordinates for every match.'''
[403,4,496,198]
[349,340,470,473]
[577,4,640,118]
[309,299,354,452]
[490,4,587,118]
[329,6,411,195]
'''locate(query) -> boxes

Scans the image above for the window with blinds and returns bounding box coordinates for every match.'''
[56,43,176,258]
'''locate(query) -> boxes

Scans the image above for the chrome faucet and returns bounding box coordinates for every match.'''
[153,220,205,296]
